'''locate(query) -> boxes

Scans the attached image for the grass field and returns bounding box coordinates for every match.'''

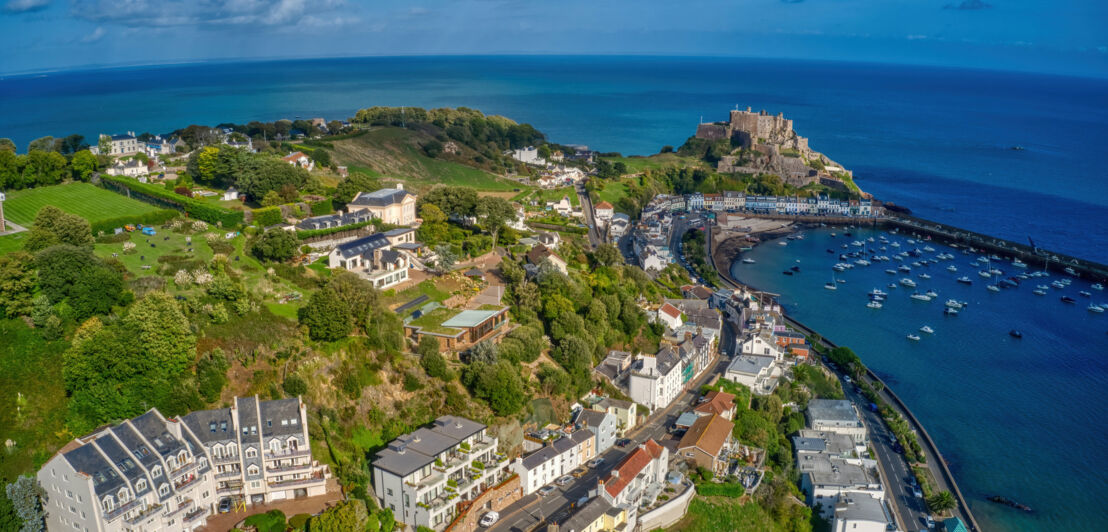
[330,127,523,192]
[0,231,28,254]
[528,187,580,207]
[3,182,163,226]
[592,181,630,207]
[602,153,708,175]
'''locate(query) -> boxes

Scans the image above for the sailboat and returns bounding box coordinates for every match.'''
[825,271,838,290]
[987,271,1001,292]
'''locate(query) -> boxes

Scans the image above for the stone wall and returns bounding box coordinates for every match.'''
[445,474,523,532]
[695,123,730,141]
[636,482,696,531]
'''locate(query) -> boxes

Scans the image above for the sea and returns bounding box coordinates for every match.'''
[732,228,1108,531]
[2,55,1107,529]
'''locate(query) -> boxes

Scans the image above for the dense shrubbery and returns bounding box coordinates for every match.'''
[252,206,284,227]
[101,175,244,226]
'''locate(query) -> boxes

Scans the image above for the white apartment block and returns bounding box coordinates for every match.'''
[628,347,685,412]
[37,396,329,532]
[372,416,509,531]
[807,399,868,445]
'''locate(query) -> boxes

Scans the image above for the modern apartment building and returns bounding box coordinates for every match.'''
[37,396,328,532]
[372,416,509,531]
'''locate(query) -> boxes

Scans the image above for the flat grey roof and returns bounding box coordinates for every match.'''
[807,399,861,425]
[792,437,827,453]
[798,454,874,487]
[836,494,887,524]
[373,416,486,477]
[727,355,774,376]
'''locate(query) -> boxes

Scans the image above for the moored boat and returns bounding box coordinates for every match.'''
[957,276,973,284]
[920,325,934,334]
[906,334,921,341]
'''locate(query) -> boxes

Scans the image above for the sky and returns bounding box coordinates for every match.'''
[0,0,1105,78]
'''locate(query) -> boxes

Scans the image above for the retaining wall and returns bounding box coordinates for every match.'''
[635,482,696,532]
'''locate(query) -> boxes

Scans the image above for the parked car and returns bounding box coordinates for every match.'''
[910,485,923,498]
[538,485,556,497]
[615,438,632,447]
[587,458,605,468]
[571,467,588,478]
[924,515,935,529]
[556,475,573,486]
[217,498,232,514]
[479,511,500,527]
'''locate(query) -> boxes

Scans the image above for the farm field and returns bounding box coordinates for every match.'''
[2,182,163,226]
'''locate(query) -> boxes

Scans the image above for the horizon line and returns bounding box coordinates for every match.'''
[2,52,1106,82]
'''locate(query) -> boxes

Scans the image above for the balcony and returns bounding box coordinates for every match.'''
[164,499,193,518]
[266,461,313,474]
[212,454,240,465]
[265,448,311,459]
[169,459,200,478]
[268,474,325,488]
[184,507,208,523]
[103,498,143,522]
[124,503,162,525]
[173,474,200,490]
[215,469,242,480]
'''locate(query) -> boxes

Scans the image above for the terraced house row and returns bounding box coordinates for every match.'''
[36,396,329,532]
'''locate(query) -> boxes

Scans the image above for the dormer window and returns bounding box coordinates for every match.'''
[245,448,257,458]
[158,484,169,497]
[151,466,162,478]
[209,422,217,433]
[290,418,298,425]
[167,457,177,470]
[117,487,130,503]
[247,465,259,476]
[135,479,147,492]
[102,496,114,512]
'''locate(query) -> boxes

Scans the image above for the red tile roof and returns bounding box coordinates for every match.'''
[659,303,681,320]
[283,151,307,162]
[595,201,614,210]
[603,439,665,498]
[694,390,735,417]
[677,414,734,458]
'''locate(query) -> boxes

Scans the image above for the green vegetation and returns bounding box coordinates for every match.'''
[244,510,288,532]
[100,175,245,227]
[525,186,580,207]
[681,227,719,286]
[600,153,708,175]
[2,183,168,232]
[668,496,813,532]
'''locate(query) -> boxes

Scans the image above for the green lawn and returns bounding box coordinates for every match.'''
[0,231,28,255]
[0,319,70,481]
[383,279,452,308]
[602,153,707,175]
[3,182,163,226]
[592,181,629,207]
[529,187,580,207]
[95,230,216,275]
[408,307,463,334]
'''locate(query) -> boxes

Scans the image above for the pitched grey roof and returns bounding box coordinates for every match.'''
[237,396,260,440]
[349,188,411,207]
[63,443,126,497]
[655,347,682,376]
[109,423,161,472]
[384,227,415,237]
[129,410,183,458]
[297,211,372,230]
[259,398,305,438]
[520,445,560,471]
[182,407,236,445]
[373,416,486,477]
[560,498,615,532]
[595,397,633,411]
[335,233,390,259]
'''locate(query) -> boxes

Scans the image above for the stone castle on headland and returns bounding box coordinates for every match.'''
[695,107,857,193]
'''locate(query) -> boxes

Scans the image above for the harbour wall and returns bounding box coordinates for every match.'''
[705,234,981,532]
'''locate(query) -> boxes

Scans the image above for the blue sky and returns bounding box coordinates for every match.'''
[1,0,1105,77]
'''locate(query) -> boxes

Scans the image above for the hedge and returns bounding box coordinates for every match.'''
[90,209,178,235]
[309,199,334,216]
[253,206,283,227]
[295,220,375,240]
[100,175,244,227]
[694,482,747,497]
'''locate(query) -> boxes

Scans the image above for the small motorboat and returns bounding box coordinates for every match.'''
[899,265,912,273]
[782,270,793,276]
[925,289,939,298]
[1079,291,1091,297]
[1064,267,1078,276]
[1061,296,1076,304]
[867,301,882,309]
[1012,259,1028,268]
[1009,330,1023,338]
[918,273,931,279]
[900,278,917,287]
[1093,283,1104,291]
[945,299,964,309]
[979,270,992,278]
[944,307,959,316]
[987,285,1001,292]
[906,334,921,341]
[778,241,787,246]
[1032,289,1047,296]
[1088,305,1105,313]
[824,282,837,290]
[885,269,897,275]
[871,288,888,297]
[957,276,973,284]
[910,293,933,302]
[741,258,755,264]
[947,265,958,273]
[888,283,898,289]
[791,265,801,272]
[920,325,934,334]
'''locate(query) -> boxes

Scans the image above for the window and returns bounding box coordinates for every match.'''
[158,484,169,496]
[118,488,130,503]
[220,421,227,432]
[281,420,288,426]
[209,422,217,433]
[269,440,281,453]
[290,418,298,425]
[167,457,177,470]
[250,481,260,488]
[212,444,223,458]
[245,448,256,458]
[266,420,272,427]
[151,466,162,478]
[247,465,259,476]
[135,480,147,492]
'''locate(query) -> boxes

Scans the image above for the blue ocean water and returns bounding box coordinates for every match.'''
[1,56,1106,262]
[732,228,1108,531]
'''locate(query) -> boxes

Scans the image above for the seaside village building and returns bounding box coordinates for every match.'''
[36,396,330,532]
[794,403,888,523]
[512,430,596,495]
[327,228,420,289]
[372,416,509,531]
[346,184,418,226]
[94,133,141,156]
[596,439,669,531]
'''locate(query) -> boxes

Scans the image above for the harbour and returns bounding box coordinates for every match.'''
[719,223,1108,532]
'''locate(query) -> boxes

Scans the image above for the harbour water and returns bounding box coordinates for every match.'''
[731,226,1108,531]
[2,56,1107,262]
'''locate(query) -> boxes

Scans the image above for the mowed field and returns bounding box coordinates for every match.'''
[3,182,162,226]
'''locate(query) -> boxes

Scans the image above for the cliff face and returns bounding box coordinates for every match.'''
[696,107,852,189]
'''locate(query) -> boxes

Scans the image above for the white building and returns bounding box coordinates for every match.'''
[347,185,418,226]
[281,151,314,172]
[628,347,685,412]
[512,431,595,495]
[807,399,868,445]
[372,416,508,531]
[724,354,782,395]
[105,159,149,178]
[656,303,683,330]
[327,232,412,290]
[598,439,668,530]
[511,146,545,166]
[798,454,883,517]
[833,494,889,532]
[98,133,141,156]
[37,397,330,532]
[608,213,631,241]
[594,200,614,222]
[222,187,239,201]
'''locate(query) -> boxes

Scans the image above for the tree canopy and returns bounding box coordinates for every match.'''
[23,206,93,252]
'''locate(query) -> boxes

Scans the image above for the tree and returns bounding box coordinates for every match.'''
[236,157,308,200]
[26,136,54,153]
[122,292,195,377]
[0,150,23,189]
[58,134,87,155]
[97,135,111,156]
[431,244,457,274]
[0,252,36,318]
[309,500,368,532]
[421,351,450,380]
[23,206,93,252]
[475,196,516,247]
[334,172,380,203]
[592,243,623,267]
[311,148,332,167]
[422,185,478,218]
[5,476,44,532]
[0,486,21,532]
[298,287,353,341]
[21,150,67,186]
[469,340,499,365]
[283,374,308,396]
[419,203,447,225]
[538,144,552,160]
[464,360,527,416]
[927,491,956,514]
[261,190,283,207]
[69,149,98,181]
[34,245,125,321]
[0,138,16,152]
[251,228,299,262]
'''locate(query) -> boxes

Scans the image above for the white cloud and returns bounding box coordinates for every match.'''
[70,0,347,27]
[81,25,105,42]
[2,0,49,14]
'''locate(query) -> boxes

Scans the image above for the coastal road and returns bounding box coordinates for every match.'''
[488,353,731,532]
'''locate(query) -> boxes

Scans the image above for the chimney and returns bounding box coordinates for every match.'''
[395,183,404,190]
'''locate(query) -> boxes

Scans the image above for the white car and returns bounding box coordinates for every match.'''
[479,511,499,527]
[587,458,605,468]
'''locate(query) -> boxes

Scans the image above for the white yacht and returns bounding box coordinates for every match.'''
[920,325,934,334]
[900,278,917,288]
